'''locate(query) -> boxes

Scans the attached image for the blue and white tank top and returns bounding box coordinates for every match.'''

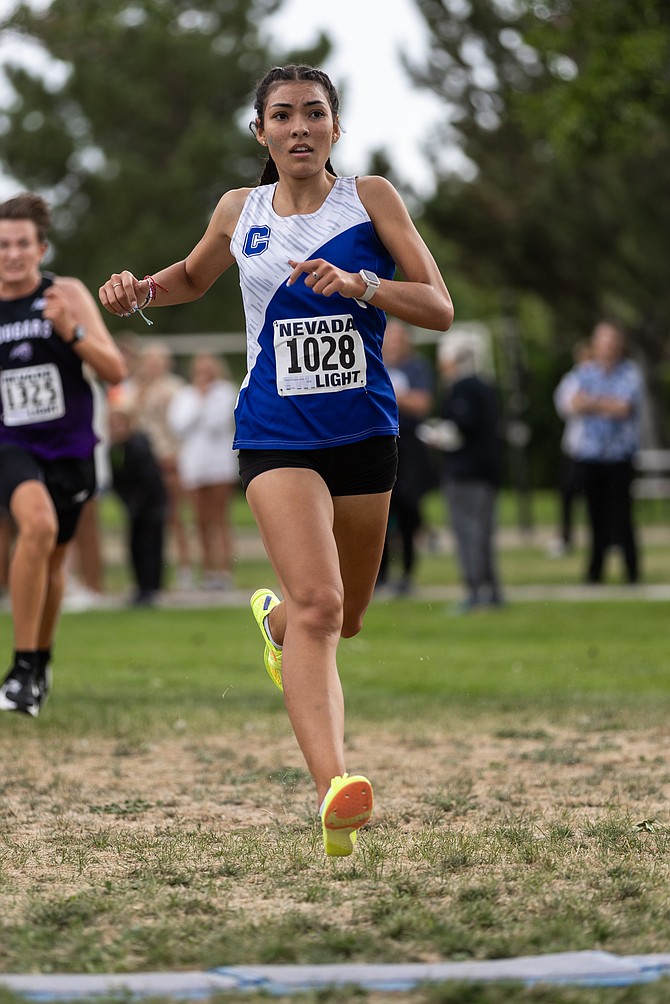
[230,175,399,449]
[0,274,96,461]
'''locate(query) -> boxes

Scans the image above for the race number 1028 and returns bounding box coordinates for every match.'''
[274,314,367,397]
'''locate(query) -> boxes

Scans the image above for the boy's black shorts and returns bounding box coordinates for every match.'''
[0,444,96,544]
[238,435,398,496]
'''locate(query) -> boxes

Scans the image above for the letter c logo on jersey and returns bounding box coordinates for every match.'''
[243,225,271,257]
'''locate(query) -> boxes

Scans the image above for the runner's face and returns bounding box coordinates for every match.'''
[257,81,339,178]
[0,219,47,291]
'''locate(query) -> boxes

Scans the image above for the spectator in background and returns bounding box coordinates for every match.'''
[108,402,167,606]
[548,339,592,558]
[562,320,642,584]
[437,337,504,613]
[168,352,238,592]
[108,330,142,407]
[64,372,111,609]
[378,320,436,595]
[127,340,192,588]
[64,498,105,609]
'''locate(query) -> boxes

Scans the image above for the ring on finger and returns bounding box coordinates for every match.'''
[113,283,122,288]
[312,271,320,280]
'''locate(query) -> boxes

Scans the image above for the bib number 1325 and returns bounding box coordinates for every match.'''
[274,314,367,396]
[0,363,66,426]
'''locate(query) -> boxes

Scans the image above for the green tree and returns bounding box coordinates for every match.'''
[408,0,670,449]
[521,0,670,161]
[0,0,329,333]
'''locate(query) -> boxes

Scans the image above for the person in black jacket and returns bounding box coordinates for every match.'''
[108,403,167,606]
[378,321,437,595]
[437,337,504,612]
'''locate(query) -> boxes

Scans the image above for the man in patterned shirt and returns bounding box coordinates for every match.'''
[564,320,643,584]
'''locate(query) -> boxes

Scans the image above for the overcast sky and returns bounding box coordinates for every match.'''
[263,0,452,193]
[0,0,456,198]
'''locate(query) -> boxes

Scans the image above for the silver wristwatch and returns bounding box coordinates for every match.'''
[355,269,380,307]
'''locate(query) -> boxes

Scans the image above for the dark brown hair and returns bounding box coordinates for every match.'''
[0,192,51,242]
[252,65,340,185]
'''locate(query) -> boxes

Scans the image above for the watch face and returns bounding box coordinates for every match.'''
[361,270,379,283]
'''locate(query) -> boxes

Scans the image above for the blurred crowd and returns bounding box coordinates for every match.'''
[378,316,646,611]
[55,335,240,608]
[0,318,646,611]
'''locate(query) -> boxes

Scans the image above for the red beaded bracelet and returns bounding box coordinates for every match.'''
[135,275,170,325]
[143,275,169,302]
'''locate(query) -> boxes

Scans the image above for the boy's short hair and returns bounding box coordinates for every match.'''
[0,192,51,242]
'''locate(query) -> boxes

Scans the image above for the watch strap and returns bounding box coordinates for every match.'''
[355,269,380,308]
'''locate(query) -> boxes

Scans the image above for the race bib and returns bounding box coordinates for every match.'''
[0,363,66,426]
[274,314,367,396]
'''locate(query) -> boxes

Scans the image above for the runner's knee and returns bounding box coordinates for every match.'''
[17,505,57,551]
[290,582,343,640]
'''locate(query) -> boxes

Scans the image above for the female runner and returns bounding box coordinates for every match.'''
[100,64,454,856]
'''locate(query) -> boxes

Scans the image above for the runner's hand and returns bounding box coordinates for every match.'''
[99,272,149,317]
[43,286,76,342]
[287,259,366,301]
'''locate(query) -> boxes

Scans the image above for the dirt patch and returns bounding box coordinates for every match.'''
[2,720,668,858]
[2,718,670,970]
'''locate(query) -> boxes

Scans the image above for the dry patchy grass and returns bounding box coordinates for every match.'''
[1,718,670,974]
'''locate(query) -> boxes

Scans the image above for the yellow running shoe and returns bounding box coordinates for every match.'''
[250,588,283,692]
[321,773,374,856]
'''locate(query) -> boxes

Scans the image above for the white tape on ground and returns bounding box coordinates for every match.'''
[1,952,670,998]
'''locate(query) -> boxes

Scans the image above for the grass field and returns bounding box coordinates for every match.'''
[0,493,669,1003]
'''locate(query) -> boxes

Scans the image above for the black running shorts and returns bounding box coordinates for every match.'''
[0,444,96,544]
[238,435,398,496]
